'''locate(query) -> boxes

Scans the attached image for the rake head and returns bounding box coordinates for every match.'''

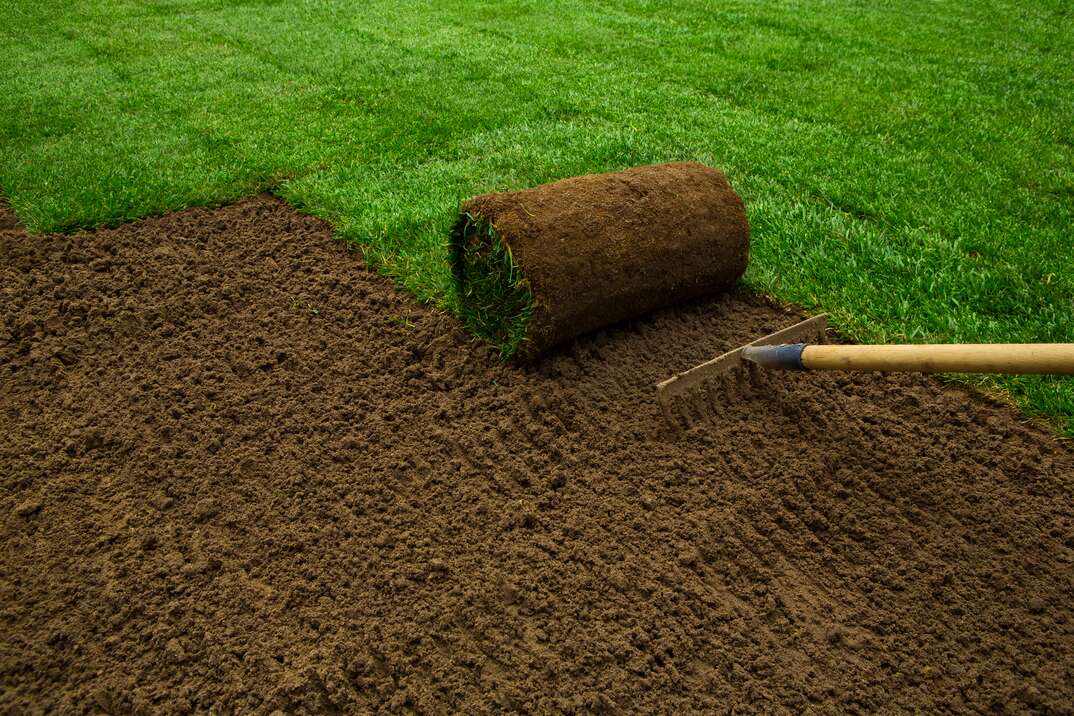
[656,314,829,410]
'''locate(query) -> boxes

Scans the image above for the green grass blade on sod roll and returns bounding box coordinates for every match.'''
[451,214,536,359]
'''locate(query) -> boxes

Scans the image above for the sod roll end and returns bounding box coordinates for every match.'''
[451,161,749,359]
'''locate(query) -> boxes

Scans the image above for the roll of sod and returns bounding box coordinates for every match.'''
[451,161,749,359]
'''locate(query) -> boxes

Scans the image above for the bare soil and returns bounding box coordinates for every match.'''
[458,162,749,356]
[2,195,1073,714]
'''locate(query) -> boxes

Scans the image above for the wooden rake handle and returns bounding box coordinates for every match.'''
[742,343,1074,375]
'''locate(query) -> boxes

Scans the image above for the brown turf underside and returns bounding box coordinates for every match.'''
[2,195,1072,713]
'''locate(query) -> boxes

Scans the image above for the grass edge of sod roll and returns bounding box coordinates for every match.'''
[450,212,535,359]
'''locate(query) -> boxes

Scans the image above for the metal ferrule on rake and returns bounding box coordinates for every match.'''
[741,343,808,370]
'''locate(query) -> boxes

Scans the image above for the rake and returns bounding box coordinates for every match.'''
[657,314,1074,409]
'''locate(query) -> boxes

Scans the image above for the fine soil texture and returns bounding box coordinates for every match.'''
[454,162,749,358]
[2,196,1073,714]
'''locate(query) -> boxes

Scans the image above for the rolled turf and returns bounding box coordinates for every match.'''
[451,162,750,358]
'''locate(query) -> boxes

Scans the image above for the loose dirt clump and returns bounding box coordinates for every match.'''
[2,195,1072,714]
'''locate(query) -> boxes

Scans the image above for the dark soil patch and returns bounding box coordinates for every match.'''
[455,162,749,358]
[2,195,1073,714]
[0,199,20,230]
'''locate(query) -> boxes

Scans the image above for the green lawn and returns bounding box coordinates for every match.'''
[3,0,1072,434]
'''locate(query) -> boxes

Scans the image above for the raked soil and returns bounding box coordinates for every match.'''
[2,195,1072,714]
